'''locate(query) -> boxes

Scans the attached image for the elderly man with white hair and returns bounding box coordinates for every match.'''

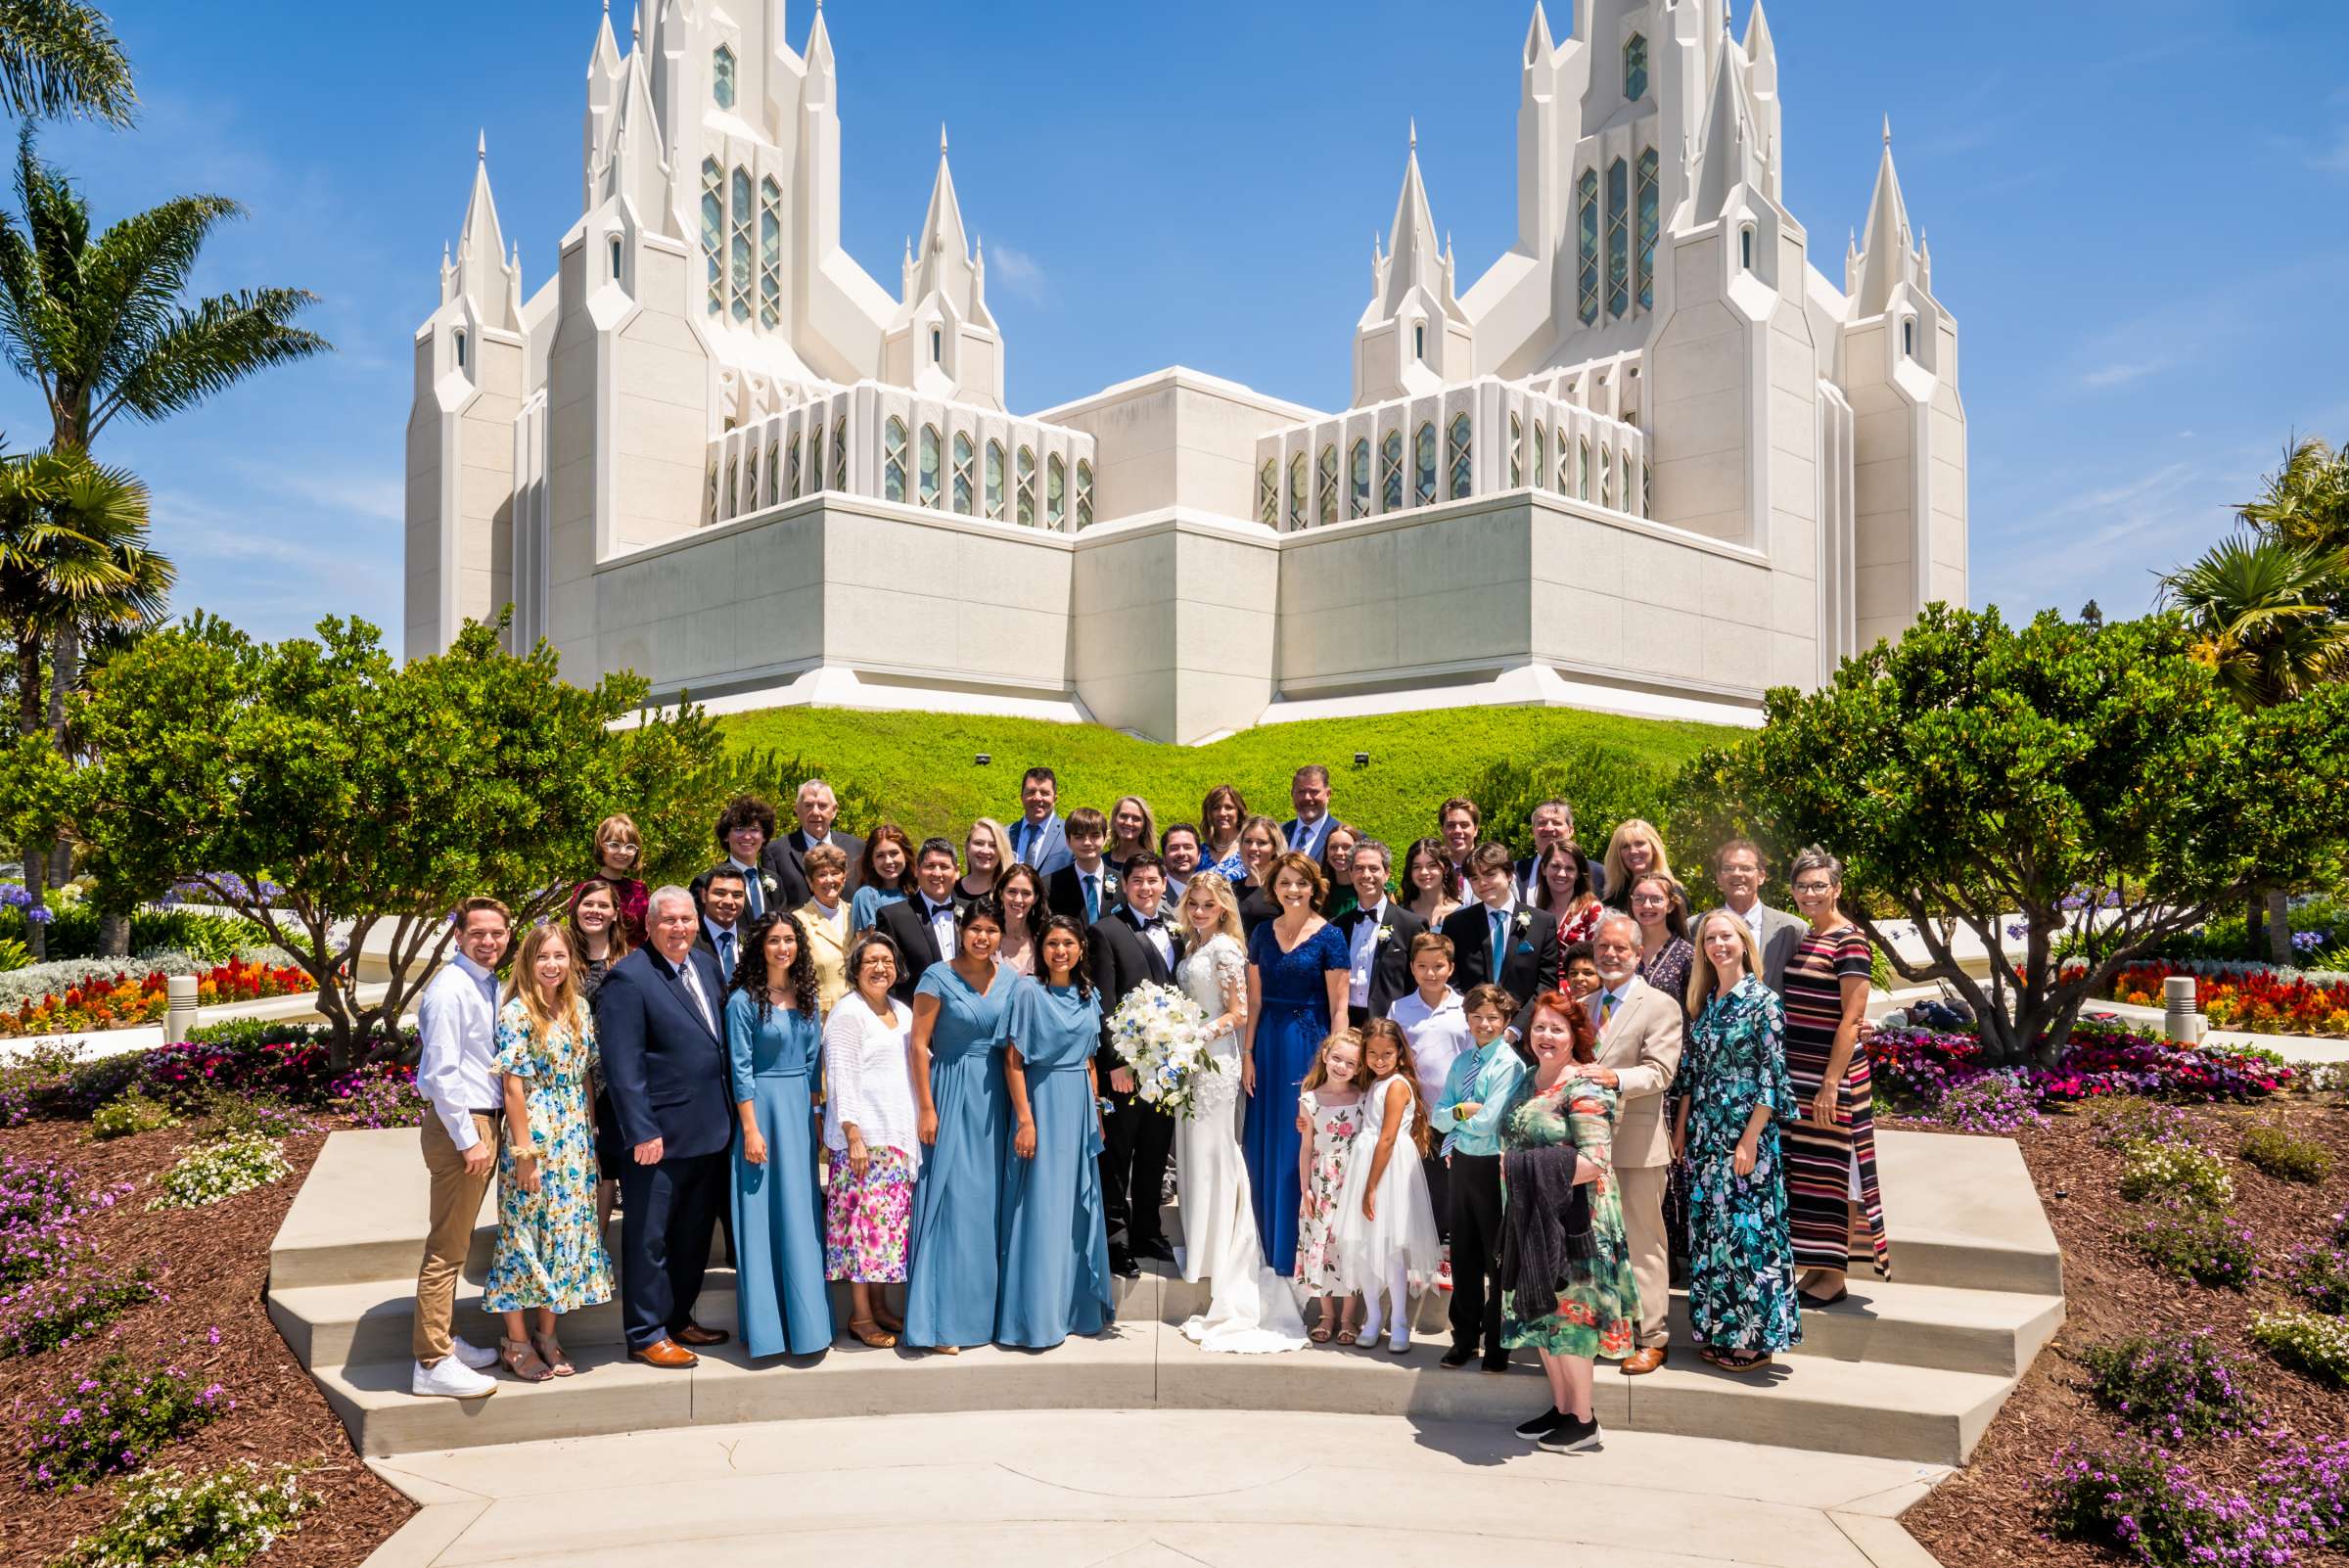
[594,883,736,1368]
[1579,909,1684,1375]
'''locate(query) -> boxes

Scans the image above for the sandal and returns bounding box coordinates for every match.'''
[873,1307,905,1335]
[1720,1350,1773,1373]
[1310,1322,1333,1344]
[1335,1327,1359,1346]
[530,1332,576,1377]
[847,1318,898,1349]
[499,1336,555,1383]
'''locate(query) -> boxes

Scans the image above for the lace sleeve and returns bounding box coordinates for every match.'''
[1215,938,1248,1029]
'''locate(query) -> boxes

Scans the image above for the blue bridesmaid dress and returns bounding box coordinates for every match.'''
[725,992,833,1357]
[995,979,1115,1348]
[903,959,1017,1348]
[1241,919,1352,1275]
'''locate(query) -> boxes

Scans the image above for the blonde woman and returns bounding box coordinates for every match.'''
[1233,814,1290,937]
[484,923,613,1382]
[959,817,1015,900]
[1600,818,1675,911]
[1173,871,1308,1351]
[1107,796,1158,875]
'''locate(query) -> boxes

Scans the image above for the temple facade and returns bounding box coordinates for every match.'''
[406,0,1964,743]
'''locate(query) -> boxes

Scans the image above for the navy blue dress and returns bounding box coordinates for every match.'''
[725,993,833,1357]
[1242,919,1351,1275]
[903,959,1017,1348]
[995,980,1115,1348]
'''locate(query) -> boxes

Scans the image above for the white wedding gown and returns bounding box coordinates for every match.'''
[1174,934,1310,1353]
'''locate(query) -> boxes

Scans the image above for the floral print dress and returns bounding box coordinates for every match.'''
[484,998,614,1314]
[1294,1089,1363,1294]
[1683,975,1803,1355]
[1499,1075,1637,1360]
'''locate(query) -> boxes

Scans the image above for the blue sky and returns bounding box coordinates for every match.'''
[3,0,2346,648]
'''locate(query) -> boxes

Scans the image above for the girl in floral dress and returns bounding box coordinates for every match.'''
[484,923,613,1383]
[1295,1031,1368,1343]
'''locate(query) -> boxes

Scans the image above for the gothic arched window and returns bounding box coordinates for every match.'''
[1016,446,1037,526]
[1579,438,1592,501]
[786,434,802,499]
[1740,223,1756,271]
[1556,424,1571,492]
[1606,157,1630,318]
[832,417,847,494]
[1599,444,1614,509]
[1379,431,1405,511]
[883,417,907,503]
[1258,459,1279,526]
[1287,451,1308,530]
[1508,413,1523,487]
[1316,443,1339,526]
[1635,148,1659,311]
[987,439,1007,520]
[700,159,723,316]
[1576,169,1600,326]
[759,176,782,329]
[1048,454,1068,528]
[729,166,754,324]
[1448,413,1472,500]
[765,437,779,504]
[1903,317,1917,357]
[918,424,942,508]
[1533,420,1548,492]
[951,432,975,515]
[1624,33,1648,102]
[807,419,824,492]
[1413,422,1438,506]
[712,45,737,111]
[1350,438,1371,518]
[1075,460,1094,529]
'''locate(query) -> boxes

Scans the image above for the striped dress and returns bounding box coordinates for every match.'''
[1778,924,1890,1277]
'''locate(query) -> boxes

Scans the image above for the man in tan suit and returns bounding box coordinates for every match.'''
[1583,911,1683,1373]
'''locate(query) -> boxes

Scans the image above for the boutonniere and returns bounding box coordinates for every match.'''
[1511,909,1533,934]
[760,872,778,896]
[1374,926,1395,945]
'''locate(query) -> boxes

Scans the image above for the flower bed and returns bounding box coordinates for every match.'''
[1867,1020,2294,1114]
[2099,959,2349,1038]
[1,959,314,1038]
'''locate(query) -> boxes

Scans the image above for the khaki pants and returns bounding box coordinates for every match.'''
[1616,1163,1671,1349]
[414,1113,498,1362]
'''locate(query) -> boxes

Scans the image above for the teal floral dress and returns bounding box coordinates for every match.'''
[1499,1074,1638,1360]
[1682,975,1802,1354]
[484,997,614,1314]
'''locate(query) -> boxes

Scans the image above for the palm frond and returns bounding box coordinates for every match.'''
[0,0,134,125]
[96,286,331,434]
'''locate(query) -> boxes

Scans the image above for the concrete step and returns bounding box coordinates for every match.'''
[315,1317,2007,1467]
[1873,1130,2063,1296]
[1668,1279,2063,1379]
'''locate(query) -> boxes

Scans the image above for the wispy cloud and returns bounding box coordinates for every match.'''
[234,463,404,526]
[986,242,1048,304]
[2079,357,2171,391]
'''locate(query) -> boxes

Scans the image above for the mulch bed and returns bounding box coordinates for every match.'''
[0,1115,412,1568]
[1894,1093,2349,1568]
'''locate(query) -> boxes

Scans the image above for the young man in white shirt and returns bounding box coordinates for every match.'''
[1388,931,1473,1270]
[410,897,513,1399]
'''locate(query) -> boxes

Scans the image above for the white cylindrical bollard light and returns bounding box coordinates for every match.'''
[164,974,199,1042]
[2162,974,2202,1045]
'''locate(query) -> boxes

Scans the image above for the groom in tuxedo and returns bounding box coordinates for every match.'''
[1089,852,1178,1278]
[594,885,734,1368]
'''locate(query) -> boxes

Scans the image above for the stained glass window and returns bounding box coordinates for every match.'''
[1350,438,1371,518]
[1379,431,1405,511]
[1557,425,1571,492]
[712,45,736,110]
[807,420,823,492]
[745,444,760,509]
[730,167,753,324]
[1599,444,1614,508]
[1017,446,1036,527]
[1635,149,1658,311]
[1624,33,1647,101]
[1534,421,1548,491]
[832,417,847,494]
[1048,454,1067,528]
[1316,444,1339,526]
[1607,157,1630,319]
[700,159,723,316]
[1579,438,1591,501]
[1075,460,1094,528]
[765,438,779,504]
[724,457,738,519]
[1258,459,1278,525]
[1288,451,1308,530]
[987,439,1007,519]
[1509,413,1523,486]
[919,424,941,508]
[884,417,907,503]
[1413,422,1438,506]
[1577,169,1600,326]
[952,432,974,515]
[1448,413,1472,500]
[786,434,801,499]
[759,176,782,329]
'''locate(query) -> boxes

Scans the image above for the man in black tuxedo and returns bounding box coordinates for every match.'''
[1335,838,1425,1026]
[1441,842,1562,1040]
[1088,852,1179,1277]
[762,778,865,907]
[1046,807,1121,925]
[872,838,964,1005]
[594,885,735,1368]
[691,865,749,985]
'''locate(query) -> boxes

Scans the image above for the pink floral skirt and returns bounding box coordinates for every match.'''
[824,1145,914,1282]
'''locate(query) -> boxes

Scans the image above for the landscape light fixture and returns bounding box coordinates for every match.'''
[1354,752,1369,767]
[975,754,991,765]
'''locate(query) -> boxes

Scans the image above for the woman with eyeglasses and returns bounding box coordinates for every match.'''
[589,813,650,945]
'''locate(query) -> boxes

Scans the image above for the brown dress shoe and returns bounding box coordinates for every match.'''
[1620,1345,1669,1375]
[673,1323,731,1347]
[629,1339,699,1368]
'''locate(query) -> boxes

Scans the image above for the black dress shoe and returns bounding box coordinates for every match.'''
[1136,1236,1176,1263]
[1440,1345,1477,1369]
[1110,1249,1140,1278]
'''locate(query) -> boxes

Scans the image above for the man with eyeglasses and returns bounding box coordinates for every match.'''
[1581,910,1683,1376]
[1712,838,1805,994]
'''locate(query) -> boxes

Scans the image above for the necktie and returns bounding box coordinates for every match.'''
[716,930,735,983]
[1082,872,1098,924]
[1600,991,1618,1027]
[744,870,761,919]
[1489,908,1505,982]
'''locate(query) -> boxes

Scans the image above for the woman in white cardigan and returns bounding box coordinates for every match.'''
[821,932,922,1348]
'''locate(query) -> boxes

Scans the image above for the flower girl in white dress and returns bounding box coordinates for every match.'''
[1173,873,1309,1353]
[1334,1019,1442,1353]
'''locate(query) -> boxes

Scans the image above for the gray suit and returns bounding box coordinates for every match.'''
[1747,902,1807,994]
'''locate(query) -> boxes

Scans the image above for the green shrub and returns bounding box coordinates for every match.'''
[20,1353,229,1489]
[147,1134,291,1211]
[2090,1097,2202,1152]
[2079,1330,2259,1442]
[0,936,28,973]
[2134,1207,2261,1288]
[90,1092,179,1140]
[2118,1142,2235,1208]
[190,1085,317,1141]
[2250,1312,2349,1388]
[51,1461,311,1568]
[2238,1122,2332,1184]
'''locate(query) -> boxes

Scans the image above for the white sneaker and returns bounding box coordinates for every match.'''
[412,1356,497,1399]
[449,1335,499,1371]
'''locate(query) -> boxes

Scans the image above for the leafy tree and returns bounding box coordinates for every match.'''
[0,0,132,125]
[1674,606,2349,1067]
[28,613,721,1070]
[1464,742,1676,862]
[0,127,330,453]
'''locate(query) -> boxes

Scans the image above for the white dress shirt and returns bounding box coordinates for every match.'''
[1389,986,1472,1109]
[1735,899,1770,948]
[1132,909,1174,971]
[673,948,720,1032]
[703,917,741,983]
[1289,814,1331,861]
[919,896,959,964]
[415,951,503,1151]
[727,856,764,919]
[1347,898,1388,1008]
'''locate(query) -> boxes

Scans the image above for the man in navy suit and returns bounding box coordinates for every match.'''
[593,885,735,1368]
[1279,763,1345,866]
[1009,765,1073,878]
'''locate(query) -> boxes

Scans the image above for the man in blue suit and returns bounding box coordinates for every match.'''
[594,885,735,1368]
[1009,764,1073,876]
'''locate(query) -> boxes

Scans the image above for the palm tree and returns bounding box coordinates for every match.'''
[0,0,133,125]
[0,126,331,453]
[0,445,165,957]
[2159,532,2349,962]
[2239,437,2349,606]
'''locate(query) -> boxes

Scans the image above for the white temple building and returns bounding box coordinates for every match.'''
[406,0,1964,744]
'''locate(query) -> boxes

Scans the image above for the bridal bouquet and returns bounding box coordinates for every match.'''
[1107,982,1222,1121]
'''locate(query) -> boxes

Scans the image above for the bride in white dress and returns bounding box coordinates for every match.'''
[1172,873,1309,1353]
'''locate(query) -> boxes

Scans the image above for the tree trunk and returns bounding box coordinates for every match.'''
[15,631,45,961]
[2244,894,2265,959]
[2267,887,2293,966]
[98,911,129,958]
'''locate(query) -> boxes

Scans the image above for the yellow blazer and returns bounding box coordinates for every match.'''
[796,899,852,1018]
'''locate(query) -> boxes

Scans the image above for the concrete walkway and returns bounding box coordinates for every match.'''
[361,1409,1950,1568]
[2090,998,2349,1067]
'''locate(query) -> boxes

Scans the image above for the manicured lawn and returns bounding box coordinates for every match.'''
[719,705,1739,850]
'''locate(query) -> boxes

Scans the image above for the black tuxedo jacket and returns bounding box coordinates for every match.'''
[1440,900,1562,1036]
[1336,901,1427,1019]
[1047,861,1123,925]
[873,894,963,1005]
[1087,908,1176,1076]
[594,945,733,1161]
[761,828,866,908]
